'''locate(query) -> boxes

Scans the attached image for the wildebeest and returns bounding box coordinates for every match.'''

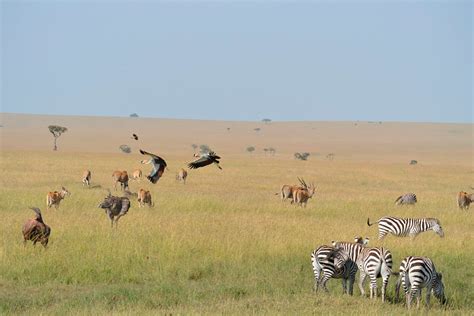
[457,191,473,209]
[137,189,153,207]
[112,170,129,191]
[98,191,131,227]
[82,170,91,187]
[22,207,51,248]
[46,187,70,209]
[176,168,188,184]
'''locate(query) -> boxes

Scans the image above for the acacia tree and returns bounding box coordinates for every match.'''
[48,125,68,151]
[246,146,255,154]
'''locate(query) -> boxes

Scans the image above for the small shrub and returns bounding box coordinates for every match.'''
[119,145,132,154]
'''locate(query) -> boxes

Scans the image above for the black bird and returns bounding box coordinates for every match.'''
[139,149,167,183]
[132,133,138,140]
[188,151,222,170]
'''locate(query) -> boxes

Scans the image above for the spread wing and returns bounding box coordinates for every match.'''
[208,151,221,160]
[140,150,167,167]
[188,156,213,169]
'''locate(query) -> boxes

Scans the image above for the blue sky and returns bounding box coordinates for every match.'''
[1,1,472,122]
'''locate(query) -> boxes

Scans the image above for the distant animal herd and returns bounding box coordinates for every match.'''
[21,145,472,310]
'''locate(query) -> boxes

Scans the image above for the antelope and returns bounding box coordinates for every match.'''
[22,207,51,248]
[46,186,70,209]
[176,168,188,184]
[132,169,142,181]
[82,170,91,187]
[277,177,306,202]
[112,170,129,191]
[137,189,153,207]
[293,179,316,207]
[457,191,473,209]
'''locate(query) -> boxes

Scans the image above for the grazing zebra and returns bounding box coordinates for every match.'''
[367,216,444,240]
[332,237,394,302]
[311,239,365,295]
[395,256,446,309]
[395,193,417,205]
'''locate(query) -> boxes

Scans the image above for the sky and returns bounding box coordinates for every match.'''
[1,1,472,123]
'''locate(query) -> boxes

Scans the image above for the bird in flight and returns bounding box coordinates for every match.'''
[132,133,139,140]
[139,149,167,183]
[188,151,222,170]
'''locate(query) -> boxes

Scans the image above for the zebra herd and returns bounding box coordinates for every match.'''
[312,216,447,309]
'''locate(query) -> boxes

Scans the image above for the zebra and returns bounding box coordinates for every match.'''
[311,245,357,295]
[367,216,444,240]
[332,238,394,302]
[395,193,417,205]
[395,256,446,309]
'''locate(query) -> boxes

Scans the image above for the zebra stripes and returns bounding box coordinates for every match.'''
[356,247,394,302]
[311,245,358,295]
[367,216,444,240]
[395,256,446,309]
[395,193,417,205]
[332,238,393,302]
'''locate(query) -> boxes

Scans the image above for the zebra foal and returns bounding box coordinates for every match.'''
[395,256,446,309]
[367,216,444,240]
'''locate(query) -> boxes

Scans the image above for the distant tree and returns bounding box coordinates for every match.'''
[130,113,139,118]
[263,148,269,154]
[254,128,261,132]
[119,144,132,154]
[409,160,418,165]
[246,146,255,154]
[227,127,231,132]
[199,144,211,154]
[268,147,276,155]
[48,125,68,151]
[262,118,272,124]
[326,153,335,161]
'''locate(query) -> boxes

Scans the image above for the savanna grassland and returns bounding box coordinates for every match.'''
[0,114,473,315]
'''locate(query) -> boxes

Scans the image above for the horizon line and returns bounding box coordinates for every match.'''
[1,111,472,125]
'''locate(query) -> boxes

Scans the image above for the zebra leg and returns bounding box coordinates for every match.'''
[341,278,347,294]
[320,275,330,293]
[348,274,355,295]
[358,271,367,296]
[381,275,389,302]
[369,275,377,299]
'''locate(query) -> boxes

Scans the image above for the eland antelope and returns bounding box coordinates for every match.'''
[293,179,316,207]
[277,177,306,202]
[457,191,473,209]
[132,169,142,181]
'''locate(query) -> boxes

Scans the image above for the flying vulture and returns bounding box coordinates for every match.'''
[139,149,167,183]
[188,151,222,170]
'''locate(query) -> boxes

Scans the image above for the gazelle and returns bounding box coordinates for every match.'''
[46,187,71,209]
[293,179,316,207]
[176,168,188,184]
[82,170,91,187]
[137,189,153,207]
[112,171,129,191]
[132,169,142,182]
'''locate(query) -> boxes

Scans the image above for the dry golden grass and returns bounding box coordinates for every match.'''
[0,114,473,314]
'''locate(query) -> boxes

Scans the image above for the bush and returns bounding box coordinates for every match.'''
[119,145,132,154]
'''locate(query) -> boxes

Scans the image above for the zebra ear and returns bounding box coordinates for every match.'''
[331,240,337,246]
[437,272,443,280]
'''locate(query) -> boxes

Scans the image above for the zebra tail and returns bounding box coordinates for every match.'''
[367,218,378,226]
